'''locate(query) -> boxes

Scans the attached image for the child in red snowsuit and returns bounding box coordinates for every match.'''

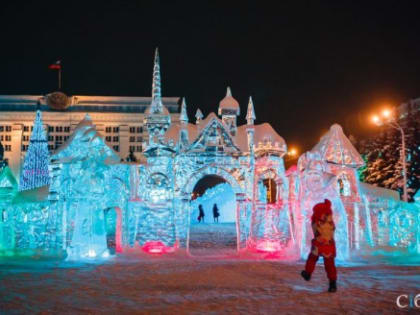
[301,199,337,292]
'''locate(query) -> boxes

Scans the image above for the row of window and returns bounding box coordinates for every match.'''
[1,125,72,133]
[48,136,69,142]
[105,126,143,133]
[19,143,142,153]
[0,126,12,132]
[105,136,119,142]
[104,136,143,143]
[130,136,143,142]
[47,126,71,133]
[105,127,120,133]
[129,145,142,152]
[129,126,143,133]
[113,146,142,153]
[3,145,11,151]
[0,135,11,142]
[1,125,144,134]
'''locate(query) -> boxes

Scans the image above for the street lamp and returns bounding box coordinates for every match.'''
[288,148,297,157]
[371,108,408,202]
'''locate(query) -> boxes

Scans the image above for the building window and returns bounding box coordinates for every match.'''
[0,126,3,132]
[48,126,54,132]
[64,136,69,141]
[0,136,3,141]
[136,146,142,152]
[137,126,142,133]
[4,145,11,152]
[22,145,29,151]
[56,136,63,141]
[48,145,54,151]
[23,126,29,132]
[113,136,119,142]
[137,136,143,142]
[55,126,63,132]
[31,126,33,131]
[129,127,136,133]
[129,136,135,142]
[129,145,135,152]
[5,135,11,142]
[22,135,29,141]
[113,145,119,152]
[48,136,53,141]
[5,126,11,132]
[105,136,111,142]
[105,127,112,133]
[64,126,70,132]
[113,127,119,133]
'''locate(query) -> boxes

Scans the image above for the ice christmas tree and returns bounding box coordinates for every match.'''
[19,110,50,191]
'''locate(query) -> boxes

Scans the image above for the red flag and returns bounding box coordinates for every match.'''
[49,60,61,70]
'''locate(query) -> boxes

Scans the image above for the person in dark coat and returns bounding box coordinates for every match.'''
[213,204,220,223]
[198,204,205,223]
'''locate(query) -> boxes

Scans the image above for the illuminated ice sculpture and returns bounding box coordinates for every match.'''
[0,51,418,260]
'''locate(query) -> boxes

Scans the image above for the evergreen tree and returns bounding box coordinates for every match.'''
[19,110,50,191]
[358,104,420,201]
[389,104,420,200]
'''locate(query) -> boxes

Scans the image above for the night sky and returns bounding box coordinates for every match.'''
[1,1,420,153]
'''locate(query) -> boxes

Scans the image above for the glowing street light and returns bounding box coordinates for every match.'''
[370,107,408,202]
[288,148,297,156]
[382,109,391,118]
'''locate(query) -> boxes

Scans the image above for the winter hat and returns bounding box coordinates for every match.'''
[311,199,332,223]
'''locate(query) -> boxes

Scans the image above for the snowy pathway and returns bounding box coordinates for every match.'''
[0,256,419,314]
[1,225,419,314]
[189,223,237,256]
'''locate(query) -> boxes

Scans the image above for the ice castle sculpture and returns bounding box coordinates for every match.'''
[0,50,418,260]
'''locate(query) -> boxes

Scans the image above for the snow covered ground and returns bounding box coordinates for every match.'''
[1,224,419,314]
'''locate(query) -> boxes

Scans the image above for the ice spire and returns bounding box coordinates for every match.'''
[180,97,189,124]
[226,86,232,97]
[246,96,256,125]
[150,48,163,113]
[195,108,203,125]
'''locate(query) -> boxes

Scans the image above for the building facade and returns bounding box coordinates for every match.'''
[0,93,180,176]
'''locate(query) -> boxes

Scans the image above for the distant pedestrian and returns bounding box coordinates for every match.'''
[213,204,220,223]
[198,204,205,223]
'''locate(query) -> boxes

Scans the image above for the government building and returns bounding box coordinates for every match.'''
[0,93,180,176]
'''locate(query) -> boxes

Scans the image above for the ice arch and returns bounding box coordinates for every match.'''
[183,165,243,196]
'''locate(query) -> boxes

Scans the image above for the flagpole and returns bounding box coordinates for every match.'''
[58,67,62,90]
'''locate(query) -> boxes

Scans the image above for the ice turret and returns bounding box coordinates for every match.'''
[195,108,203,125]
[144,48,171,145]
[312,124,364,168]
[180,97,188,124]
[150,48,163,114]
[218,86,240,136]
[246,96,256,125]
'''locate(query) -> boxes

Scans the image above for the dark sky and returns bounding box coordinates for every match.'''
[1,1,420,153]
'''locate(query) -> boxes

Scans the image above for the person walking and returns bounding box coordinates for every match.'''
[198,204,205,223]
[213,204,220,223]
[300,199,337,293]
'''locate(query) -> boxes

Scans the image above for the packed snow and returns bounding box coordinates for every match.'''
[1,223,419,314]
